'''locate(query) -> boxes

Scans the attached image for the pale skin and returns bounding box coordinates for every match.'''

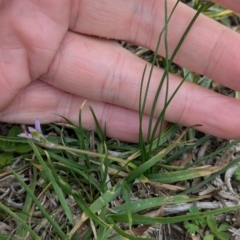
[0,0,240,142]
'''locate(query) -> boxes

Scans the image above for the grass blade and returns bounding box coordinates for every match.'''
[15,166,37,237]
[29,141,75,225]
[10,168,67,239]
[147,165,223,183]
[109,205,240,225]
[113,194,211,214]
[0,202,40,240]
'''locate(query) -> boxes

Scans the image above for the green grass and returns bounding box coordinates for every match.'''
[0,1,240,239]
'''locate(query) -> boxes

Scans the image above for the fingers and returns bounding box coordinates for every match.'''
[41,32,240,139]
[0,0,71,110]
[0,80,161,142]
[74,0,240,90]
[213,0,240,12]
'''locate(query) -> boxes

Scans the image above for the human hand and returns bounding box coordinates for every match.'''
[0,0,239,142]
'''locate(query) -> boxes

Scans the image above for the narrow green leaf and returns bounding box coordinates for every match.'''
[0,135,29,143]
[113,195,207,214]
[185,138,240,169]
[123,182,132,230]
[0,234,19,240]
[147,166,221,183]
[109,205,240,225]
[181,155,240,194]
[148,2,213,147]
[90,183,123,213]
[99,143,110,192]
[47,151,100,189]
[0,202,40,240]
[71,192,111,228]
[132,124,180,160]
[16,166,37,237]
[89,105,106,143]
[55,144,137,169]
[126,128,189,183]
[78,105,91,168]
[146,0,180,144]
[165,135,212,164]
[108,217,153,240]
[96,223,112,240]
[56,176,112,228]
[11,168,67,239]
[30,141,75,225]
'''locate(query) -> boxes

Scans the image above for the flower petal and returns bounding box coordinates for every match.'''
[28,127,36,133]
[35,118,43,134]
[18,133,33,139]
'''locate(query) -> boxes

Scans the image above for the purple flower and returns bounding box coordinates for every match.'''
[18,119,56,148]
[18,118,45,140]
